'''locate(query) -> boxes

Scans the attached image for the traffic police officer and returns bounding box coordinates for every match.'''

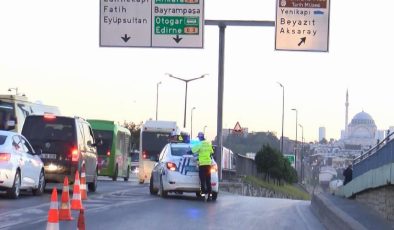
[192,132,214,201]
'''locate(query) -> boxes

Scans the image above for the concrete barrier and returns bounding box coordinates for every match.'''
[311,193,367,230]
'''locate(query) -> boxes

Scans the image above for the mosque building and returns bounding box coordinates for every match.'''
[340,90,379,150]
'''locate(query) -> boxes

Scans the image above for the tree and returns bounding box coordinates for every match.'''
[255,144,279,182]
[123,121,142,151]
[319,138,328,144]
[255,144,298,185]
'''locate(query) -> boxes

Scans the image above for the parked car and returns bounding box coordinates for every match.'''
[0,130,45,199]
[149,139,219,200]
[21,114,98,192]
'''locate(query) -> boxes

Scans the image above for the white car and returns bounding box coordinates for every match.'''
[149,142,219,200]
[0,130,45,198]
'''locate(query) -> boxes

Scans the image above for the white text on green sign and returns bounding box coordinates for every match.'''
[155,16,199,34]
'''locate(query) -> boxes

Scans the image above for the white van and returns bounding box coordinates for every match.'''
[0,94,60,133]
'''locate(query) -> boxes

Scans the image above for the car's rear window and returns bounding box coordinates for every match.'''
[0,135,6,145]
[22,116,75,143]
[171,145,192,156]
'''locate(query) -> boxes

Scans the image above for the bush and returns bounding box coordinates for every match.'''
[255,144,298,184]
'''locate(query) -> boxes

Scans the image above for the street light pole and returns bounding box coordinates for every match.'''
[191,107,196,137]
[299,124,304,183]
[166,73,207,128]
[292,108,298,173]
[156,81,162,120]
[203,125,207,134]
[277,82,284,154]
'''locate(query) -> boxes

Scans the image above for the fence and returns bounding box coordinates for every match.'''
[353,132,394,178]
[235,153,257,177]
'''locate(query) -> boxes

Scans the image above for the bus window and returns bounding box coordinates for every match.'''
[0,102,15,131]
[141,132,169,161]
[94,130,113,156]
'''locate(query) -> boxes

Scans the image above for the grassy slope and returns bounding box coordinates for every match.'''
[244,176,311,200]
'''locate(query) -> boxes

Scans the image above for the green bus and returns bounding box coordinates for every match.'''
[88,120,131,181]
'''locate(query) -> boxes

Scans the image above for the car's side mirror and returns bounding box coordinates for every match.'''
[88,140,97,147]
[89,138,103,147]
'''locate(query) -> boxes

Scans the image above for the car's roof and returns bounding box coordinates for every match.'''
[169,142,191,147]
[0,130,18,136]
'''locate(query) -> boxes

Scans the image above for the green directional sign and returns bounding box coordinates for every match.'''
[154,16,199,35]
[152,0,203,47]
[155,0,200,4]
[284,154,296,168]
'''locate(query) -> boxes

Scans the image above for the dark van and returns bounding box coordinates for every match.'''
[21,114,98,192]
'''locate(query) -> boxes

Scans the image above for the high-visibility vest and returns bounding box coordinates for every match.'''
[192,140,213,166]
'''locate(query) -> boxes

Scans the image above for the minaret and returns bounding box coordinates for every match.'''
[345,89,349,137]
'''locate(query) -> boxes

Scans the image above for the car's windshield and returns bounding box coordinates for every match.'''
[171,145,192,156]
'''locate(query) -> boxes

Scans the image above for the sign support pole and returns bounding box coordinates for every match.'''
[205,20,275,181]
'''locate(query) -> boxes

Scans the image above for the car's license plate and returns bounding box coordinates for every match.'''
[41,153,57,159]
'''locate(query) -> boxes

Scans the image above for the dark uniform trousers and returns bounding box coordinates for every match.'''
[199,165,212,195]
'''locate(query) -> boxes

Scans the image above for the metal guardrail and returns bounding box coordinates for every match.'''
[353,131,394,178]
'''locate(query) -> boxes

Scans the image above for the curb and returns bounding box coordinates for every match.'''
[311,193,367,230]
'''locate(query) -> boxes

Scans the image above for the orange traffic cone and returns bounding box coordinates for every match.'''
[80,165,88,200]
[77,209,86,230]
[59,176,73,221]
[71,170,84,210]
[46,187,59,230]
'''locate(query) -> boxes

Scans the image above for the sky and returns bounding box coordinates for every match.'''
[1,0,394,143]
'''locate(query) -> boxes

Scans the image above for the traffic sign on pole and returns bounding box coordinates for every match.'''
[100,0,204,48]
[275,0,330,52]
[284,154,296,168]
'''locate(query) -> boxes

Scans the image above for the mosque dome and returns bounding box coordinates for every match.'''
[350,111,375,126]
[346,111,377,144]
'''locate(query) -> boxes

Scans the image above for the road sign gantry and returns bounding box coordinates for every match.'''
[100,0,204,48]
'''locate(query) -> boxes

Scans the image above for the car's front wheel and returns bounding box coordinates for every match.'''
[32,170,45,196]
[8,170,21,199]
